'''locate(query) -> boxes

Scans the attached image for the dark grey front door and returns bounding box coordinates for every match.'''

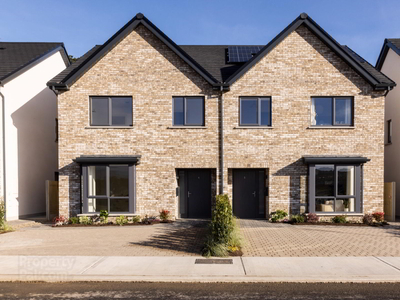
[179,169,212,218]
[233,169,265,219]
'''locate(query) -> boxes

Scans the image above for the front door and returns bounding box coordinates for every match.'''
[233,169,265,219]
[178,169,212,218]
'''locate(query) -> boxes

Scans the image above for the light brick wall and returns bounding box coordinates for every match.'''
[223,25,385,215]
[58,24,219,217]
[58,24,385,218]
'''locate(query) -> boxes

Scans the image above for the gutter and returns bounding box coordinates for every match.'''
[0,85,6,219]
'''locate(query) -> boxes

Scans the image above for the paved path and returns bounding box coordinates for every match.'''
[0,220,208,256]
[239,219,400,257]
[1,255,400,283]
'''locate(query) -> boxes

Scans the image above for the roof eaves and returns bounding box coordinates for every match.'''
[0,44,66,85]
[57,13,218,89]
[376,39,400,71]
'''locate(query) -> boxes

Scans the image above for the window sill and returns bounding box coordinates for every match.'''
[78,213,139,217]
[85,126,133,129]
[385,142,392,146]
[307,126,354,129]
[167,126,207,129]
[234,126,274,129]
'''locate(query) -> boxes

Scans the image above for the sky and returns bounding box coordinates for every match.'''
[0,0,400,65]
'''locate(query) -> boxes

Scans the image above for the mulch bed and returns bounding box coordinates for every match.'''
[229,249,244,256]
[290,222,389,227]
[52,220,175,228]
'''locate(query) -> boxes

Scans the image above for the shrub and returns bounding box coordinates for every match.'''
[372,212,385,222]
[142,215,160,225]
[79,216,93,225]
[363,214,374,225]
[306,213,319,223]
[53,215,68,226]
[270,210,288,223]
[100,210,109,224]
[210,194,233,245]
[0,201,5,229]
[290,214,305,223]
[131,215,141,224]
[202,195,243,257]
[116,215,128,226]
[159,209,171,221]
[69,217,79,224]
[332,215,347,224]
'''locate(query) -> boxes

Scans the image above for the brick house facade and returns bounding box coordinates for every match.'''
[48,13,394,219]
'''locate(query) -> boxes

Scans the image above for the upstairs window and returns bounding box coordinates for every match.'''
[239,97,271,126]
[173,97,205,126]
[311,97,353,126]
[90,96,133,126]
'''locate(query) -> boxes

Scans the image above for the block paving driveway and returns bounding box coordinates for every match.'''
[0,219,399,257]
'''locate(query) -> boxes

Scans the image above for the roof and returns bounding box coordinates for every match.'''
[48,12,395,91]
[0,42,69,85]
[180,45,263,82]
[376,39,400,71]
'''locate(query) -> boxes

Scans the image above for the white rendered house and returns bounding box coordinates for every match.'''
[0,42,69,220]
[376,39,400,218]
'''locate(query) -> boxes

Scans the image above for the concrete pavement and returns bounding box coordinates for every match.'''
[1,255,400,283]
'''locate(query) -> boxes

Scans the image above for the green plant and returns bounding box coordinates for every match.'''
[210,194,234,245]
[131,215,141,224]
[100,210,109,224]
[343,199,350,209]
[202,195,243,257]
[290,214,305,223]
[79,216,93,225]
[159,209,171,221]
[270,210,288,223]
[0,201,5,229]
[116,215,128,226]
[332,215,347,224]
[69,217,79,224]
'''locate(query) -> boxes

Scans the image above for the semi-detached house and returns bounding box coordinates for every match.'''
[47,13,395,220]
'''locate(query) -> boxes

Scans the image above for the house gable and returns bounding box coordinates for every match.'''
[48,13,218,90]
[225,13,394,90]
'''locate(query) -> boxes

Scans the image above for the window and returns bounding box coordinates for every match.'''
[173,97,204,126]
[387,119,392,144]
[311,97,353,126]
[83,164,134,213]
[309,164,361,213]
[239,97,271,126]
[90,96,133,126]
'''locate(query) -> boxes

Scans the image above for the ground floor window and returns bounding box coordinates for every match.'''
[74,156,139,214]
[303,156,369,214]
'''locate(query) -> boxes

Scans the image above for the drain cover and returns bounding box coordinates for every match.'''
[195,259,233,264]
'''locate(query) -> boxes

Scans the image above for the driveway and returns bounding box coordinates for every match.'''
[239,219,400,257]
[2,219,400,257]
[0,220,208,256]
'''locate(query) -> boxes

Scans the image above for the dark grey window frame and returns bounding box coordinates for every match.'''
[311,96,354,126]
[308,163,362,213]
[172,96,205,126]
[239,96,272,126]
[387,119,392,144]
[82,163,136,214]
[90,96,133,126]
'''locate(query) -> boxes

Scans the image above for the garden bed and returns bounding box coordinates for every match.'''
[52,220,175,228]
[290,222,389,227]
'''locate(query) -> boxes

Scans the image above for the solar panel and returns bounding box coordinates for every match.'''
[227,46,263,63]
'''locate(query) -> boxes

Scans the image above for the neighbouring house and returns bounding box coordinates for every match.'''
[0,42,69,220]
[47,13,395,220]
[376,39,400,218]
